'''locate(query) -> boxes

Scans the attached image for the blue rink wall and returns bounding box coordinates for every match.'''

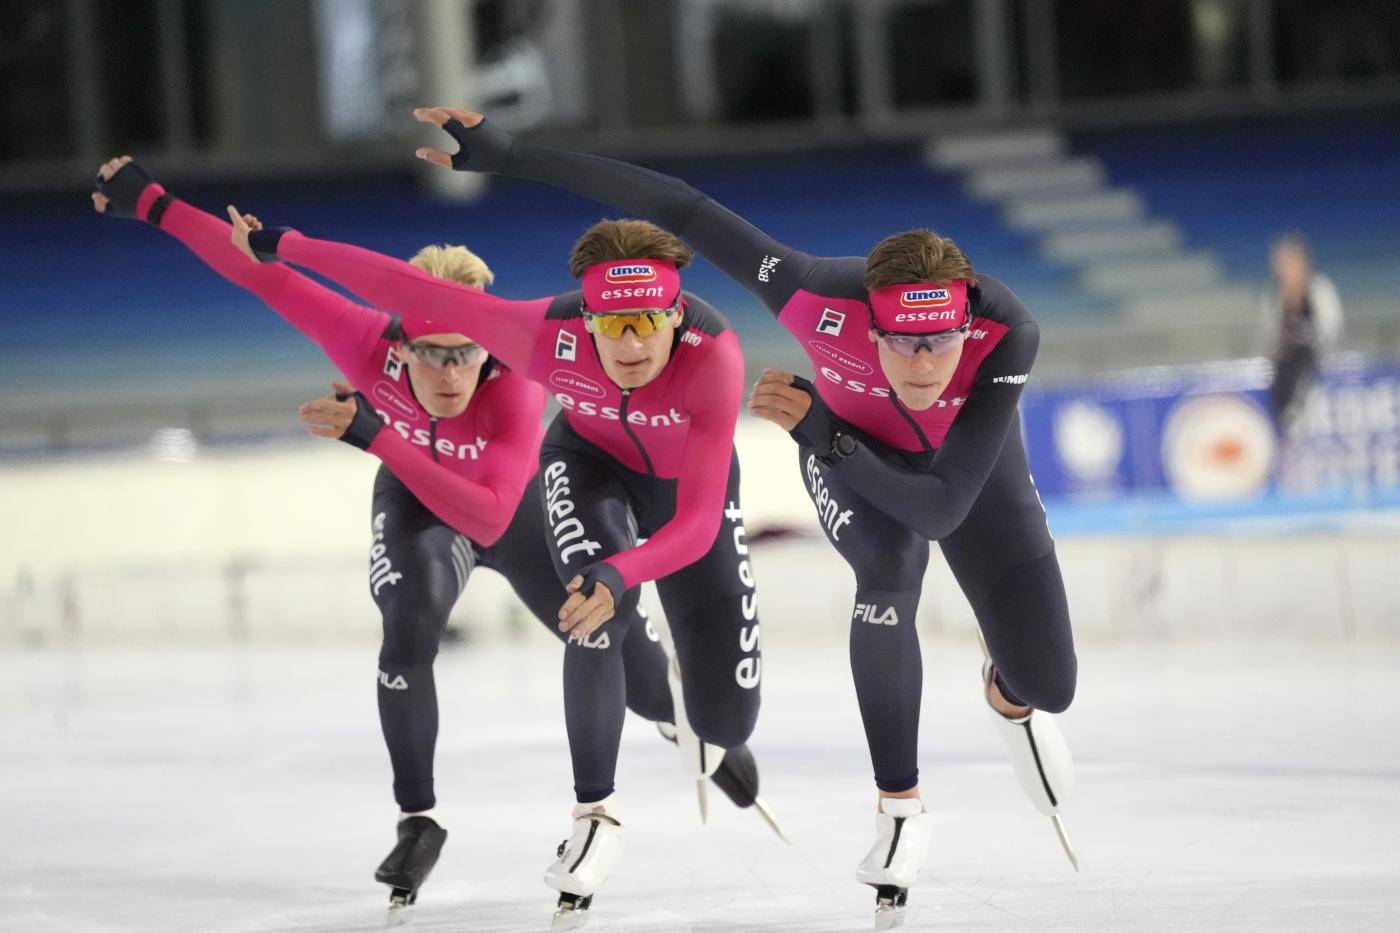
[7,112,1400,393]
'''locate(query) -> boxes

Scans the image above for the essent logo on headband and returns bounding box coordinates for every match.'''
[894,309,960,324]
[605,264,658,284]
[599,285,666,301]
[899,288,952,308]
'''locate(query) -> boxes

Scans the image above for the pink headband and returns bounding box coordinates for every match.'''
[868,280,971,333]
[581,259,681,313]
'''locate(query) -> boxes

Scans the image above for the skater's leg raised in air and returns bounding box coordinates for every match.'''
[647,453,779,832]
[651,453,761,752]
[938,442,1079,864]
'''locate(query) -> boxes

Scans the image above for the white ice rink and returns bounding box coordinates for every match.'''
[3,633,1399,932]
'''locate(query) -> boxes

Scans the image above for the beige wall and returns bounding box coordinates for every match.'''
[3,421,1396,646]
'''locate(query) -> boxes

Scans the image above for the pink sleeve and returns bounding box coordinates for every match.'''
[276,230,551,373]
[365,374,546,546]
[155,196,387,371]
[607,332,745,589]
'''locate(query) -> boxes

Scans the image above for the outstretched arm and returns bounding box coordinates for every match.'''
[232,217,549,374]
[414,108,822,315]
[93,157,386,364]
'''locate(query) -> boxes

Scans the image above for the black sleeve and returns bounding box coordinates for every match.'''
[507,143,822,315]
[440,117,821,315]
[824,320,1040,541]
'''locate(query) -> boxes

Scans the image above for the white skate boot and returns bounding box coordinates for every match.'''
[982,659,1079,869]
[545,795,627,928]
[855,796,933,928]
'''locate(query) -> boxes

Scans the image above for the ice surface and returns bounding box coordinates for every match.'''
[2,638,1398,932]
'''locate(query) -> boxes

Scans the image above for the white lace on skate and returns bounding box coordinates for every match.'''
[544,795,628,899]
[981,660,1075,815]
[855,796,933,889]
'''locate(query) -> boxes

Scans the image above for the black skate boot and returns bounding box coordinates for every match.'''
[710,743,759,808]
[712,744,787,840]
[375,815,448,913]
[655,727,789,843]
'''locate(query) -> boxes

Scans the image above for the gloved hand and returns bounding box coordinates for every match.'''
[411,107,515,173]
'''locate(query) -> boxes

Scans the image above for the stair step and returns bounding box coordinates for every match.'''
[1005,190,1146,229]
[1041,223,1183,262]
[967,157,1107,199]
[924,130,1065,170]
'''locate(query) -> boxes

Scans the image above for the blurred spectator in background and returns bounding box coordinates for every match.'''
[1262,231,1342,433]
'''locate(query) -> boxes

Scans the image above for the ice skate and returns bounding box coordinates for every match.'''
[981,656,1080,870]
[656,723,787,839]
[663,654,725,822]
[855,796,932,929]
[545,795,627,929]
[374,812,447,918]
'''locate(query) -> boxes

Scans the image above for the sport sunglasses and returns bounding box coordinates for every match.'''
[875,323,969,358]
[402,341,489,369]
[582,300,681,339]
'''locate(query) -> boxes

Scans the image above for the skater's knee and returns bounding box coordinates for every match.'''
[563,616,630,660]
[379,606,448,667]
[686,699,757,749]
[1007,671,1075,714]
[852,555,925,594]
[1035,676,1076,714]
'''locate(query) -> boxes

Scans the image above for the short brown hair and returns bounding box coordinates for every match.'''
[865,229,974,292]
[569,219,693,279]
[409,244,494,289]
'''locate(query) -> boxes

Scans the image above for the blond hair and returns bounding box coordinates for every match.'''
[865,229,974,292]
[409,244,495,289]
[569,219,693,279]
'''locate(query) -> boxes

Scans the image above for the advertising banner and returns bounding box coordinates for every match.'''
[1021,357,1400,503]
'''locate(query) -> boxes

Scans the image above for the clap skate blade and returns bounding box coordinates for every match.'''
[551,892,593,930]
[872,885,908,930]
[385,887,416,924]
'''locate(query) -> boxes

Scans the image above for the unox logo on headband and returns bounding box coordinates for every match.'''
[604,264,657,284]
[899,287,952,309]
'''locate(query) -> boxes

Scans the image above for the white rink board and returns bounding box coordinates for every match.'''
[4,419,1400,645]
[1,639,1398,932]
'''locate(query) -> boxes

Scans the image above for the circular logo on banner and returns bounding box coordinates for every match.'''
[549,369,606,399]
[807,340,874,375]
[1161,392,1276,501]
[1053,400,1124,484]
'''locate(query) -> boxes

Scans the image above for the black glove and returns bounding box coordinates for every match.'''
[96,159,170,224]
[438,116,515,173]
[247,226,291,263]
[788,376,860,462]
[575,562,625,608]
[333,391,385,451]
